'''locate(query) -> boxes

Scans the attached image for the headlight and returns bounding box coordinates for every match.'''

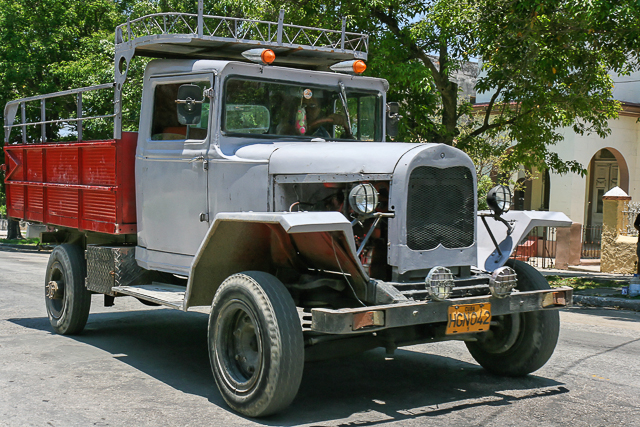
[426,266,454,301]
[489,266,517,298]
[487,185,512,215]
[349,183,378,216]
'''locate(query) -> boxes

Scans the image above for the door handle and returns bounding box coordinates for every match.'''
[190,155,209,170]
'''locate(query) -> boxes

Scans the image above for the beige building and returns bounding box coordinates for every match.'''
[476,71,640,232]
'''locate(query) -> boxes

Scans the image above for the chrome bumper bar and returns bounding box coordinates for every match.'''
[311,286,573,335]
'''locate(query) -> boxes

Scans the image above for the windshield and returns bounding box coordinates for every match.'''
[223,78,381,141]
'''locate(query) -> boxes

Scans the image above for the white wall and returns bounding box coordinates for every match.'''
[548,115,640,224]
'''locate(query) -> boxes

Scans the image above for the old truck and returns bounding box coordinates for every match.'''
[2,2,573,417]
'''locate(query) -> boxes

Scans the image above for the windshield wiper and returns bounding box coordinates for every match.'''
[338,82,352,134]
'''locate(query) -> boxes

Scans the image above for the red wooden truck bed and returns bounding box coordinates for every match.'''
[2,132,137,235]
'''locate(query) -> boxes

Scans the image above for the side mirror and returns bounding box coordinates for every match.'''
[176,84,204,125]
[386,102,400,138]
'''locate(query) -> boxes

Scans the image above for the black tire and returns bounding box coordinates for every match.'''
[465,259,560,376]
[208,271,304,417]
[45,244,91,335]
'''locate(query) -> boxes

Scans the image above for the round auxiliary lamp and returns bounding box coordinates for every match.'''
[486,185,512,216]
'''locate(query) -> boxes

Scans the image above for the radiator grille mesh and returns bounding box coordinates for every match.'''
[406,166,475,250]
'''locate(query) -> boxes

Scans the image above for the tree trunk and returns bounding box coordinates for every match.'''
[440,80,459,145]
[6,218,23,240]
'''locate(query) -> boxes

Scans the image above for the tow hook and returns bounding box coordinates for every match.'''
[46,281,63,300]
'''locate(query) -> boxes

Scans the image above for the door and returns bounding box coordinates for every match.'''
[137,74,213,256]
[590,161,618,227]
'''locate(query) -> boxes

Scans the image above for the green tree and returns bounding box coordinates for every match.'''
[0,0,126,237]
[207,0,640,177]
[2,0,640,225]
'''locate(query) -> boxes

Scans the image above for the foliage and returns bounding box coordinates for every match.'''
[2,0,640,209]
[210,0,640,178]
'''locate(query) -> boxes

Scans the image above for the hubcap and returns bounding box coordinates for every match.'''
[215,300,264,393]
[477,314,521,354]
[46,262,66,319]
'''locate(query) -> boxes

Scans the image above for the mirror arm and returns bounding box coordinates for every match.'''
[480,215,503,258]
[175,98,206,105]
[479,212,515,261]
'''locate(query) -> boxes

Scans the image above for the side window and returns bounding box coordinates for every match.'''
[357,96,377,141]
[333,94,378,141]
[151,81,210,141]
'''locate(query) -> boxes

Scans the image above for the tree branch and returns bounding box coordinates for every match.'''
[370,6,444,88]
[466,105,535,139]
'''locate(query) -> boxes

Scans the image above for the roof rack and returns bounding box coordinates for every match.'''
[114,6,368,67]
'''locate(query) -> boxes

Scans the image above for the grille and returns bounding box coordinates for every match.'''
[406,166,475,250]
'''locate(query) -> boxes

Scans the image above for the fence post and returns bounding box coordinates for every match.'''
[555,223,582,269]
[601,188,634,273]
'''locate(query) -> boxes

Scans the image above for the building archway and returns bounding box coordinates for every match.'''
[513,167,550,211]
[584,147,629,228]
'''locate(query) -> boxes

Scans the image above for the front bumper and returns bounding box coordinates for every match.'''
[311,286,572,335]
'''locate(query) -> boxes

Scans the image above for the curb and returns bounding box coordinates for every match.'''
[0,243,52,251]
[573,295,640,312]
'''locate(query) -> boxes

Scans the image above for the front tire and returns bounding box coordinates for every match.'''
[45,244,91,335]
[208,271,304,417]
[465,259,560,376]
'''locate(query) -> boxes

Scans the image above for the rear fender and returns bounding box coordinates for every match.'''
[184,212,368,310]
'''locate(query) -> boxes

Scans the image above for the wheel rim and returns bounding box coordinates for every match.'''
[46,261,66,320]
[477,314,522,354]
[214,299,264,394]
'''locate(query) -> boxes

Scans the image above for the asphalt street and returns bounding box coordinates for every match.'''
[1,246,639,426]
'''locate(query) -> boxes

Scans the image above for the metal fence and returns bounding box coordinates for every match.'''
[510,226,557,269]
[621,201,640,237]
[581,225,602,259]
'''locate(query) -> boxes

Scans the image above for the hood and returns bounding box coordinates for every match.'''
[264,141,429,175]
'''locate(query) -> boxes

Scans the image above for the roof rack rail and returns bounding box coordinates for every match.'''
[114,6,368,68]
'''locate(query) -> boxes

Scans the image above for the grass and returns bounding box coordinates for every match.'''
[546,275,624,290]
[0,237,40,246]
[547,275,640,300]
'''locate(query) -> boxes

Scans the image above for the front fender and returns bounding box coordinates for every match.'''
[477,210,572,272]
[184,211,368,310]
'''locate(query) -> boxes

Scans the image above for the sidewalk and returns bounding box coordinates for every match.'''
[538,267,640,312]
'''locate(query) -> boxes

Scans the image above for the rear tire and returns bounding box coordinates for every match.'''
[208,271,304,417]
[465,259,560,376]
[45,244,91,335]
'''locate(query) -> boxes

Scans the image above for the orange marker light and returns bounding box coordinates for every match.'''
[261,49,276,65]
[353,60,367,74]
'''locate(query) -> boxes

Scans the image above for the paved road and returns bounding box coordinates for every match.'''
[1,247,639,426]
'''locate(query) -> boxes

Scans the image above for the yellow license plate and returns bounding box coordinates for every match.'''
[446,303,491,335]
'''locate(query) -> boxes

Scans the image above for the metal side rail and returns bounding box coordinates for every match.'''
[311,286,573,335]
[112,282,185,310]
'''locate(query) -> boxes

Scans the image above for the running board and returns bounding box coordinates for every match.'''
[112,282,185,310]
